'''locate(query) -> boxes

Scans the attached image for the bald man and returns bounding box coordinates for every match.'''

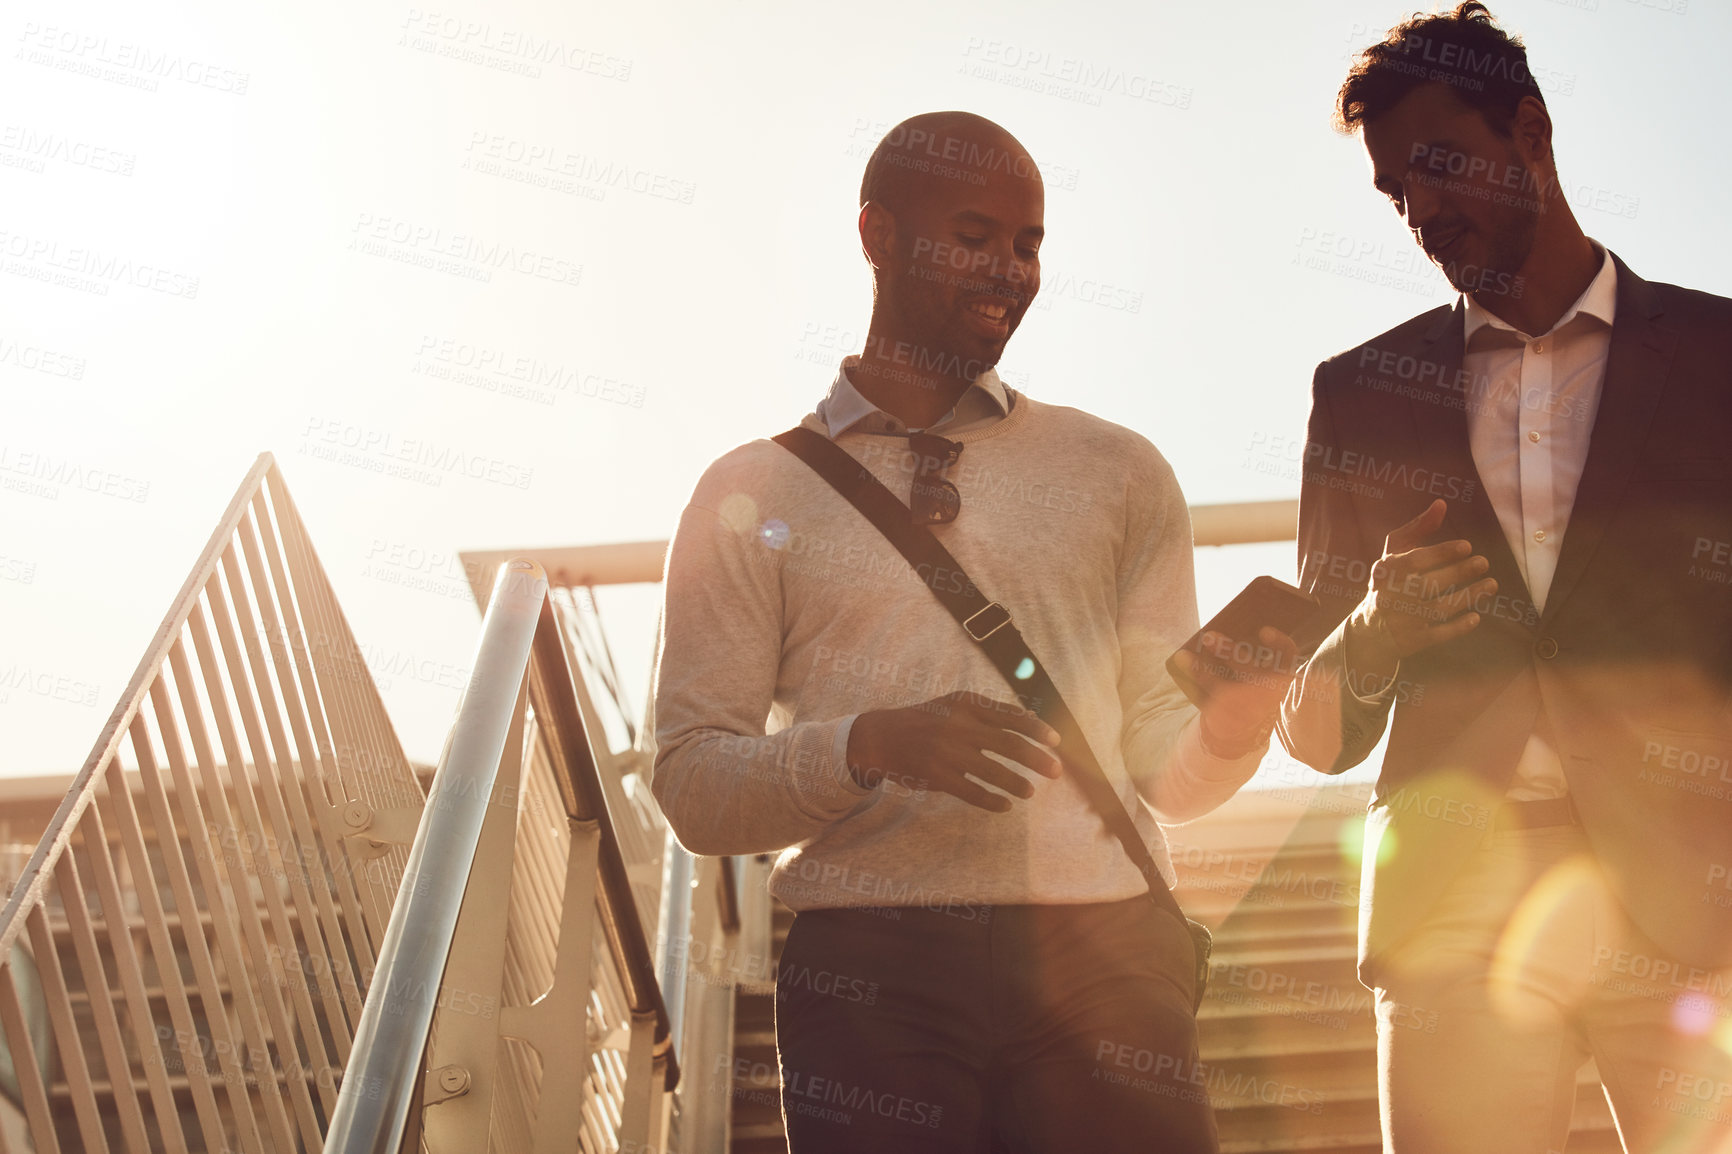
[650,111,1290,1153]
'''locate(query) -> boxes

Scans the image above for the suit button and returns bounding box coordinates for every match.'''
[1534,637,1559,660]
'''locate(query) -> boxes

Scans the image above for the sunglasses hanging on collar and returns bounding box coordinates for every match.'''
[907,432,964,526]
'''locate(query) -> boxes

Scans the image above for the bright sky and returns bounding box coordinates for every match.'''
[1,0,1723,779]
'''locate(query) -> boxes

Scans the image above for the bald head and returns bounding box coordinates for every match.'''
[851,110,1043,394]
[859,111,1041,215]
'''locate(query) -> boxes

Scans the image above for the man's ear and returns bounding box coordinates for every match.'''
[1510,95,1554,169]
[859,201,895,271]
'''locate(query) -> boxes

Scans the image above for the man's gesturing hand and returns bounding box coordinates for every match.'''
[1353,498,1495,667]
[846,690,1062,813]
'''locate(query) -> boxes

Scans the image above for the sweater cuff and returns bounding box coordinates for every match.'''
[1181,713,1268,783]
[832,714,867,790]
[790,715,874,820]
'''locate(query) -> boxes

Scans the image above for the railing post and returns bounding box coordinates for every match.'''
[493,813,602,1154]
[656,838,695,1050]
[618,1009,662,1150]
[322,560,546,1154]
[414,691,528,1152]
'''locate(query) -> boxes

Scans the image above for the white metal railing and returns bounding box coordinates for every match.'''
[328,561,718,1154]
[451,567,765,1154]
[0,454,746,1154]
[322,559,547,1153]
[0,452,424,1153]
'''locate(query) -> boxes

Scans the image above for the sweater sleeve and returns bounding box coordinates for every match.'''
[649,496,874,857]
[1117,449,1265,823]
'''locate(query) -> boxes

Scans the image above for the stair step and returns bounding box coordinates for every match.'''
[1213,1076,1614,1151]
[48,1061,327,1101]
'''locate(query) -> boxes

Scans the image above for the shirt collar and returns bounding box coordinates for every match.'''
[1463,240,1617,346]
[815,355,1009,439]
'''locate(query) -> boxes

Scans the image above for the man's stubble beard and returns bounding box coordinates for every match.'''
[1445,149,1542,296]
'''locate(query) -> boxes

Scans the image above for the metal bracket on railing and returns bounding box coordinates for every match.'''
[588,1021,631,1053]
[423,1065,471,1106]
[339,801,422,859]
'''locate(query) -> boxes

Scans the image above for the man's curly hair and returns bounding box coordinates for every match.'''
[1337,3,1546,135]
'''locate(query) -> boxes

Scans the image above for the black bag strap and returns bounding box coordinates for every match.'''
[772,425,1185,922]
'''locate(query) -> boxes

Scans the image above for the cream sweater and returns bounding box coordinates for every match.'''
[650,391,1263,913]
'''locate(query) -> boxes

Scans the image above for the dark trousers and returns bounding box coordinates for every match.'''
[774,894,1218,1153]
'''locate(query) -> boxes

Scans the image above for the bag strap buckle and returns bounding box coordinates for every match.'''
[963,602,1011,641]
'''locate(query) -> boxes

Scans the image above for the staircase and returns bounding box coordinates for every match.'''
[0,456,700,1154]
[722,783,1628,1154]
[728,918,788,1154]
[1176,784,1622,1154]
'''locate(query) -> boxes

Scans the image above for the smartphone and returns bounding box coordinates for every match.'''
[1165,576,1322,707]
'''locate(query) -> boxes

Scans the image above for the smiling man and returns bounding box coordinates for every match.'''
[650,111,1294,1152]
[1278,5,1732,1152]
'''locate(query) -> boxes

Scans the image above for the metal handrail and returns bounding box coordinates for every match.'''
[325,560,681,1154]
[527,597,680,1089]
[457,498,1301,588]
[323,560,547,1153]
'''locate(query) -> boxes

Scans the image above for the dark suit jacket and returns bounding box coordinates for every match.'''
[1283,253,1732,981]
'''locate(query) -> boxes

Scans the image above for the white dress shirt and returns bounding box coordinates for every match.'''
[1463,241,1618,801]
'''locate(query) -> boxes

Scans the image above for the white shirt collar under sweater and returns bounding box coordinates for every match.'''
[815,355,1011,439]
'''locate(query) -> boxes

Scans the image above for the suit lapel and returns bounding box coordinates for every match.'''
[1404,301,1531,605]
[1541,255,1675,624]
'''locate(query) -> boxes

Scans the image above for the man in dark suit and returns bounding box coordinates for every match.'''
[1278,4,1732,1151]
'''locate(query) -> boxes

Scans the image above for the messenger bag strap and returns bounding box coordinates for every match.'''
[771,425,1184,921]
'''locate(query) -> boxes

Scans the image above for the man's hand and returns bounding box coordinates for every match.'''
[846,690,1062,812]
[1170,626,1301,759]
[1353,499,1494,672]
